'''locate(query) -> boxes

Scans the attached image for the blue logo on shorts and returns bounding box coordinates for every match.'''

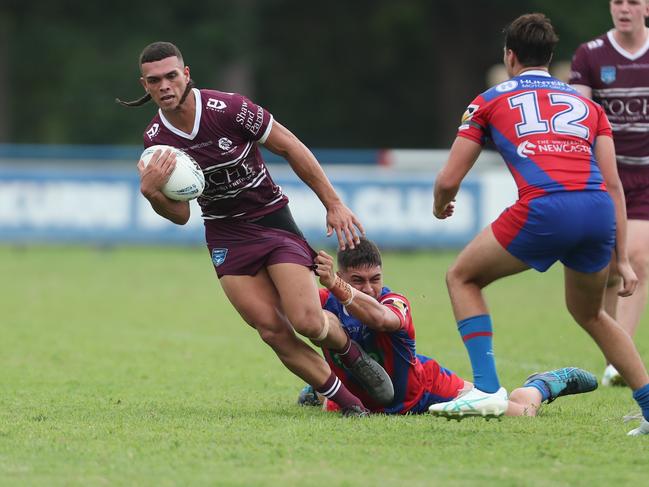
[211,248,228,267]
[600,66,616,84]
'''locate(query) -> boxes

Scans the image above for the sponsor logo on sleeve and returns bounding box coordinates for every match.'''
[146,123,160,140]
[235,101,264,136]
[461,104,479,124]
[382,297,409,319]
[600,66,616,84]
[207,98,227,110]
[587,39,604,50]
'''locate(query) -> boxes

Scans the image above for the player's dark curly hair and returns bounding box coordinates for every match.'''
[504,13,558,67]
[337,237,382,271]
[115,41,194,108]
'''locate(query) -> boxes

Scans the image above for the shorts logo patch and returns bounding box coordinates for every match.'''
[211,248,228,267]
[600,66,616,84]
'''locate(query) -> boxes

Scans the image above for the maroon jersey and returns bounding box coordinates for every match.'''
[570,31,649,168]
[143,88,288,220]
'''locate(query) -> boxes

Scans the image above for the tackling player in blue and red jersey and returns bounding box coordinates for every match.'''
[431,13,649,436]
[299,238,598,416]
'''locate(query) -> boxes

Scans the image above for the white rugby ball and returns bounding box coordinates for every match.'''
[140,144,205,201]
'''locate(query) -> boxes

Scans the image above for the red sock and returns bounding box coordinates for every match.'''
[316,371,365,410]
[333,333,362,368]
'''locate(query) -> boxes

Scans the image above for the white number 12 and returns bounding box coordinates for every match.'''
[508,91,590,139]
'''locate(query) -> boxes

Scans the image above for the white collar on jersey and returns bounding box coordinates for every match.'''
[517,69,551,77]
[607,28,649,61]
[158,88,202,140]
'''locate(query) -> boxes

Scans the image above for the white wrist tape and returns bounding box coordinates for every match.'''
[341,288,356,307]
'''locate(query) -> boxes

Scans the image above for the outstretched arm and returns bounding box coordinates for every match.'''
[138,148,190,225]
[263,122,364,249]
[314,251,402,332]
[433,136,482,219]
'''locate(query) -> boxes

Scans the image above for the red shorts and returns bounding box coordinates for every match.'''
[204,208,316,278]
[619,164,649,221]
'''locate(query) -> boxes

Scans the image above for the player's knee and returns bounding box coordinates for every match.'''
[446,263,471,290]
[567,304,602,330]
[255,321,294,350]
[630,253,649,283]
[286,306,325,339]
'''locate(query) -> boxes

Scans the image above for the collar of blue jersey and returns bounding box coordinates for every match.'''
[516,69,551,77]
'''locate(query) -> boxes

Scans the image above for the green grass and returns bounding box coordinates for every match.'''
[1,246,648,486]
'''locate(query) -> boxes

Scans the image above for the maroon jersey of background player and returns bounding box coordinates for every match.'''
[570,31,649,167]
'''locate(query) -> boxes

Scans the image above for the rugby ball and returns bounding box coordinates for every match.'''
[140,144,205,201]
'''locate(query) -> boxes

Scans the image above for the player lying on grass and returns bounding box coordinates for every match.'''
[298,238,597,416]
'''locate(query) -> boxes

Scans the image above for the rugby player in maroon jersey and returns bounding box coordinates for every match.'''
[117,42,393,417]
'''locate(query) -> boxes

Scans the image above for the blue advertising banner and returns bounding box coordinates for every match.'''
[0,167,487,248]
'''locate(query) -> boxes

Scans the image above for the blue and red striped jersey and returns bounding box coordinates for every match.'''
[319,287,462,414]
[458,70,612,202]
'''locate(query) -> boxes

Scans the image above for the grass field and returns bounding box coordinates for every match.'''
[1,245,648,486]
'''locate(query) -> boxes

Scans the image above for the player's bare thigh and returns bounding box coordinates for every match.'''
[267,262,325,337]
[627,219,649,280]
[448,225,530,288]
[220,263,325,339]
[564,265,609,323]
[219,267,287,331]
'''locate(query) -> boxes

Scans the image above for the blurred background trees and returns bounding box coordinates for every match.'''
[0,0,613,147]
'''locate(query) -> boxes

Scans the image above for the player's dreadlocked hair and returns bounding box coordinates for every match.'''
[115,41,194,108]
[504,13,559,68]
[337,237,382,271]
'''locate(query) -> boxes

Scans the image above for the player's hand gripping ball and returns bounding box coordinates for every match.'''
[140,145,205,201]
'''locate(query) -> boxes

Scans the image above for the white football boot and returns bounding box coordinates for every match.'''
[428,386,508,420]
[627,418,649,436]
[601,364,626,387]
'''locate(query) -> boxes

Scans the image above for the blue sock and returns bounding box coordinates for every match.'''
[457,314,500,393]
[526,380,551,402]
[633,383,649,422]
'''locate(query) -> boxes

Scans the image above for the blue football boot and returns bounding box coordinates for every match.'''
[524,367,597,403]
[297,385,322,407]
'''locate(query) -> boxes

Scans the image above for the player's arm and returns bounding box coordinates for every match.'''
[569,45,593,99]
[433,136,482,219]
[344,288,403,332]
[262,122,364,249]
[138,149,190,225]
[314,251,402,332]
[595,135,638,296]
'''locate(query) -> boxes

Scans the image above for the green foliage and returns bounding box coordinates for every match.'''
[1,246,648,486]
[1,0,617,147]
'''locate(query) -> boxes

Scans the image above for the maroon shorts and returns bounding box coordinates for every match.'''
[204,209,316,278]
[618,163,649,221]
